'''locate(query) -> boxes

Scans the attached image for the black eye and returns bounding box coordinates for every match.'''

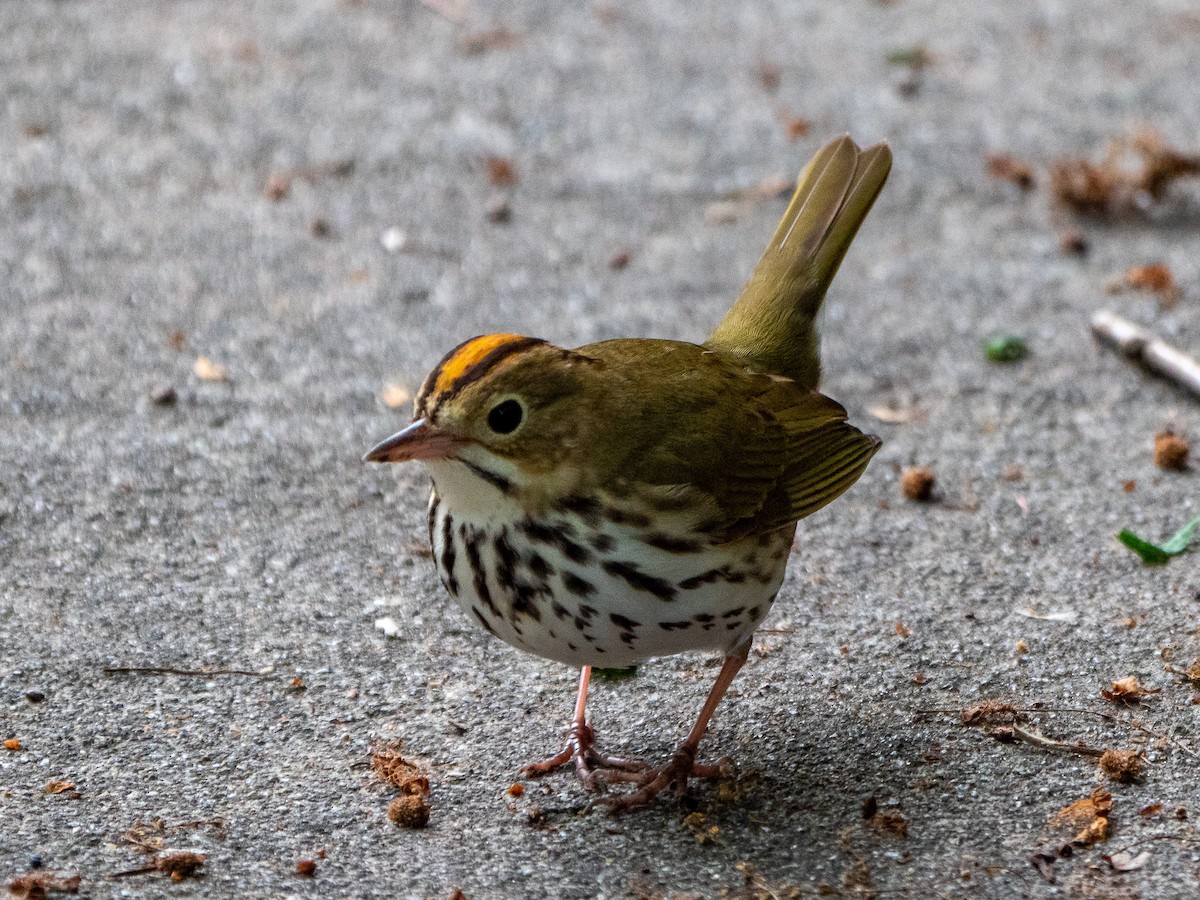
[487,399,524,434]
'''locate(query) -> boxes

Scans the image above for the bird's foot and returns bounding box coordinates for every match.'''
[519,721,647,791]
[598,744,734,812]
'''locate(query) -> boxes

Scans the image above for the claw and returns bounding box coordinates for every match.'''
[520,720,647,791]
[598,748,734,812]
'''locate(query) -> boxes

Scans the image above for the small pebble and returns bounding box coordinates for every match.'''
[380,227,408,253]
[150,385,178,406]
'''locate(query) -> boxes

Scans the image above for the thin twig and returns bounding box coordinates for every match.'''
[1016,707,1197,758]
[102,666,269,677]
[915,704,1197,759]
[1008,723,1105,758]
[1092,311,1200,398]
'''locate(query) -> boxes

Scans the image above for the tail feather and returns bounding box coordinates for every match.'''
[706,136,892,389]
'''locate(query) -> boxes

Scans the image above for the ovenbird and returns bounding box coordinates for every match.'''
[366,136,891,809]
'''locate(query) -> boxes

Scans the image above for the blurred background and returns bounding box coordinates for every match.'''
[2,1,1198,896]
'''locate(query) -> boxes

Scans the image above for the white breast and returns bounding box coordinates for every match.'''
[424,460,793,667]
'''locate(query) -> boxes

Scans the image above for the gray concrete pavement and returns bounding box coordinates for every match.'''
[2,1,1198,896]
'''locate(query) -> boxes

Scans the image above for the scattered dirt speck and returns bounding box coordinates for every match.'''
[1153,430,1189,471]
[901,466,936,502]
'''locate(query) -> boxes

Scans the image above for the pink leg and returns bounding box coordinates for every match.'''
[600,647,747,811]
[520,666,646,790]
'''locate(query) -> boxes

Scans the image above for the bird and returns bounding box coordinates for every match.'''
[365,135,891,810]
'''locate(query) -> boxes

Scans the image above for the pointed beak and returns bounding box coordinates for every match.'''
[363,419,460,463]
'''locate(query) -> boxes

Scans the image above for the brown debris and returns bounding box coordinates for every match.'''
[264,173,291,201]
[987,153,1036,190]
[484,156,518,186]
[309,218,330,238]
[756,61,782,91]
[1098,749,1143,784]
[295,859,317,878]
[784,117,811,142]
[7,873,81,898]
[863,806,908,839]
[387,795,430,828]
[1051,129,1200,217]
[1126,263,1181,305]
[372,745,432,829]
[1153,430,1190,471]
[900,466,936,502]
[4,738,21,751]
[960,700,1022,727]
[154,852,206,882]
[1101,676,1160,704]
[1058,227,1088,256]
[608,249,632,270]
[1138,802,1163,819]
[459,27,523,55]
[682,811,719,845]
[43,779,77,796]
[1050,788,1112,846]
[1181,658,1200,687]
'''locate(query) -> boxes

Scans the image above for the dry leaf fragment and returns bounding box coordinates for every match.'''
[44,779,76,795]
[1051,788,1112,846]
[7,872,81,897]
[4,738,21,751]
[381,384,411,409]
[1101,676,1160,703]
[1103,849,1151,872]
[193,357,228,382]
[1138,803,1163,819]
[1051,130,1200,217]
[1181,659,1200,687]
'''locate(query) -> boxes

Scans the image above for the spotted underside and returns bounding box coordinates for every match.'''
[426,463,794,668]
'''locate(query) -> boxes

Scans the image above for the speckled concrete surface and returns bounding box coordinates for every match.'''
[2,1,1198,896]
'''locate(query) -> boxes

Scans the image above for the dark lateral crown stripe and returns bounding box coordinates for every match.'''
[422,334,544,410]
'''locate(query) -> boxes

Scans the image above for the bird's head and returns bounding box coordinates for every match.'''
[364,334,597,494]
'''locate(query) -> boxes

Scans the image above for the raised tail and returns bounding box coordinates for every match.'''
[706,136,892,389]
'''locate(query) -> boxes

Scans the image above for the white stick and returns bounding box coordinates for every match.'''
[1090,311,1200,398]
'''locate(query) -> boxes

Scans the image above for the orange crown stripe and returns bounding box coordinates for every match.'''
[432,333,534,396]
